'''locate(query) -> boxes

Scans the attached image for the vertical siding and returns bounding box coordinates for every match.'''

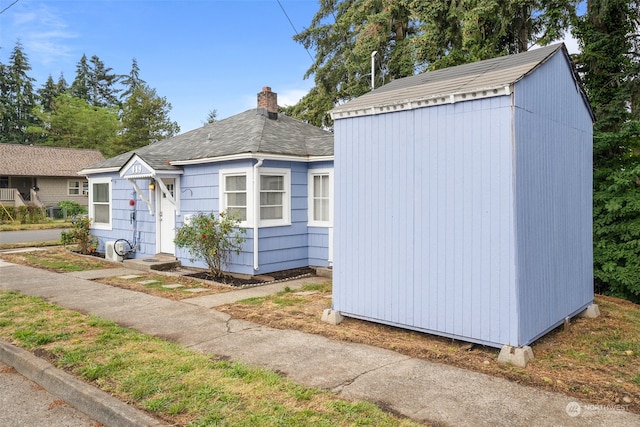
[334,96,518,347]
[514,51,594,344]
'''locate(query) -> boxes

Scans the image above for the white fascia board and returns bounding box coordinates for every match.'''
[78,167,120,175]
[171,153,333,166]
[330,85,513,120]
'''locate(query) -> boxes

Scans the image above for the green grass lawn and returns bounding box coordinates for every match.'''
[0,291,423,427]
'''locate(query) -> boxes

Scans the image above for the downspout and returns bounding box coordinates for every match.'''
[253,158,264,270]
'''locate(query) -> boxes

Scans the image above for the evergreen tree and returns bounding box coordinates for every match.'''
[55,73,68,94]
[71,54,120,108]
[573,0,640,302]
[0,41,39,144]
[120,58,146,100]
[70,54,91,103]
[412,0,577,69]
[118,84,180,154]
[289,0,577,128]
[38,75,60,112]
[89,54,120,108]
[204,108,217,124]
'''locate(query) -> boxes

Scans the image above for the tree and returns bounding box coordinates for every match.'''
[204,108,217,124]
[70,54,120,108]
[30,94,120,156]
[89,55,120,108]
[412,0,578,69]
[38,74,66,112]
[0,41,39,144]
[291,0,416,127]
[120,58,146,100]
[118,84,180,153]
[573,0,640,302]
[70,54,91,103]
[288,0,577,128]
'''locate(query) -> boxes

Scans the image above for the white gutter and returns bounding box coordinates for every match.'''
[253,158,264,270]
[170,153,333,166]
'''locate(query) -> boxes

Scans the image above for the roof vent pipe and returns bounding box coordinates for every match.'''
[371,51,378,90]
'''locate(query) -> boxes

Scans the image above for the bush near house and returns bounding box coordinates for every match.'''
[60,215,97,255]
[174,211,246,278]
[57,201,87,218]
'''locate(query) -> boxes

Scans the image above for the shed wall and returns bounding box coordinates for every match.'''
[513,52,594,344]
[333,96,519,347]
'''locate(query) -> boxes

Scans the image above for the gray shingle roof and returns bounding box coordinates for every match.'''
[331,44,588,118]
[85,110,334,172]
[0,144,105,177]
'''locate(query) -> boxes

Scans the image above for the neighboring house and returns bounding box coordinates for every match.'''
[80,87,334,275]
[0,144,105,209]
[329,44,595,349]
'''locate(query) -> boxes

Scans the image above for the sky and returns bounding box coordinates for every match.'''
[0,0,581,133]
[0,0,319,131]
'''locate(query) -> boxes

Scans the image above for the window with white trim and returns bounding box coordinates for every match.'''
[222,173,248,221]
[309,170,332,226]
[259,169,290,226]
[68,180,89,196]
[220,168,290,227]
[89,177,111,229]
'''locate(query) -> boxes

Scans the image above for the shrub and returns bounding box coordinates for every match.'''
[174,212,246,278]
[58,201,87,218]
[61,215,97,255]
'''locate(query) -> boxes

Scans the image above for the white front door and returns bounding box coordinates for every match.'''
[159,179,176,254]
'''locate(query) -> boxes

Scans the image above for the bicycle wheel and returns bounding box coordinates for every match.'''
[114,239,132,257]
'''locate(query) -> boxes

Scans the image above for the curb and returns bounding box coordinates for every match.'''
[0,340,165,427]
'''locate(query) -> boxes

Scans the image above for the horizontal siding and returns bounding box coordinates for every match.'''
[334,97,518,347]
[36,177,90,208]
[90,158,332,276]
[514,52,594,344]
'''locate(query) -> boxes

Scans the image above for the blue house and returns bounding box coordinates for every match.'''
[329,44,595,350]
[80,87,334,275]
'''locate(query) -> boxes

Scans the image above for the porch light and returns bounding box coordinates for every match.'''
[149,180,156,191]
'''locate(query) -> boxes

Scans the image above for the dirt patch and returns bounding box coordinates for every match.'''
[218,290,640,414]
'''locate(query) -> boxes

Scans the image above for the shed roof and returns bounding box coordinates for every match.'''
[0,144,105,177]
[83,109,334,173]
[331,43,590,119]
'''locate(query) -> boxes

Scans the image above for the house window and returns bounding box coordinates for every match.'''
[0,176,8,188]
[259,169,290,226]
[68,180,89,196]
[89,177,111,229]
[220,168,290,227]
[223,174,247,221]
[309,170,332,226]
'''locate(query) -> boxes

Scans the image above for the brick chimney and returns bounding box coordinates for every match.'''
[257,86,278,120]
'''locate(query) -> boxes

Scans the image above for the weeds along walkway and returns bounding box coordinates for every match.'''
[1,261,638,427]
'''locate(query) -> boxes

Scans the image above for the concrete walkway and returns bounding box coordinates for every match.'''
[0,259,638,427]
